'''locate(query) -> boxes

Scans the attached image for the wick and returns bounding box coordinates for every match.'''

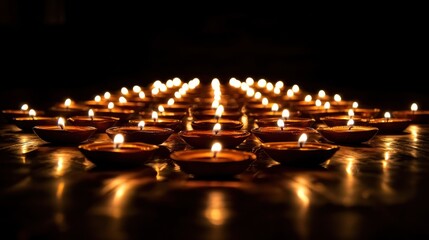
[213,152,218,159]
[31,116,35,120]
[214,130,219,135]
[348,125,353,130]
[280,127,283,131]
[115,143,120,149]
[139,126,143,131]
[215,116,219,123]
[59,125,64,130]
[385,118,389,122]
[299,142,303,148]
[90,116,93,121]
[153,118,157,122]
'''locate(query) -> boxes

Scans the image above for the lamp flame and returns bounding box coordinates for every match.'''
[384,112,391,122]
[21,104,29,111]
[108,102,114,110]
[29,109,36,119]
[277,119,285,130]
[167,98,175,106]
[282,109,290,120]
[158,105,165,113]
[352,101,359,108]
[213,123,221,135]
[348,109,354,119]
[211,142,222,159]
[152,111,158,122]
[347,119,354,130]
[58,117,65,130]
[298,133,308,148]
[64,98,72,109]
[271,103,279,112]
[411,103,418,112]
[88,109,94,120]
[113,134,124,149]
[138,120,145,130]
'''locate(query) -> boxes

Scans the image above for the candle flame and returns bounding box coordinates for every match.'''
[411,103,418,112]
[151,87,159,95]
[167,98,175,106]
[266,82,274,91]
[298,133,308,148]
[88,109,94,120]
[384,112,391,122]
[173,77,182,86]
[213,123,221,134]
[292,84,300,93]
[119,96,127,103]
[158,105,165,113]
[275,81,284,89]
[108,102,114,110]
[94,95,101,102]
[352,101,359,108]
[174,91,181,99]
[64,98,72,108]
[139,91,145,99]
[318,90,326,98]
[315,99,322,107]
[273,87,281,95]
[257,79,267,88]
[277,119,285,130]
[304,95,312,102]
[29,109,36,118]
[282,109,290,119]
[104,92,111,100]
[113,134,124,149]
[211,100,220,109]
[246,88,255,97]
[246,77,254,86]
[324,102,330,110]
[215,105,224,117]
[121,87,129,95]
[211,142,222,158]
[262,98,269,106]
[347,119,354,130]
[166,79,174,88]
[21,104,29,111]
[152,111,158,122]
[287,89,294,97]
[254,92,262,99]
[271,103,279,112]
[348,109,354,118]
[133,85,141,93]
[58,117,65,129]
[138,120,145,130]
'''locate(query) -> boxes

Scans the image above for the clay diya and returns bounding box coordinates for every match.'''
[319,109,369,127]
[392,103,429,124]
[191,118,243,130]
[1,104,45,123]
[105,120,174,145]
[317,119,379,144]
[139,109,187,121]
[49,98,89,118]
[129,116,183,132]
[93,102,135,123]
[13,109,59,132]
[366,112,412,134]
[79,133,159,168]
[254,109,315,128]
[170,142,257,178]
[251,119,321,142]
[33,117,97,144]
[261,133,340,166]
[67,109,119,133]
[178,123,251,148]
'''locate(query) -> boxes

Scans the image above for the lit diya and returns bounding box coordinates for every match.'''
[191,104,242,120]
[13,109,59,132]
[317,119,379,144]
[49,98,89,118]
[67,109,119,133]
[251,119,321,142]
[261,133,340,166]
[33,117,97,144]
[392,103,429,124]
[79,133,159,168]
[1,103,45,123]
[105,120,174,145]
[129,111,183,132]
[319,109,370,127]
[170,142,257,178]
[93,101,136,123]
[179,123,251,149]
[161,98,191,113]
[139,107,187,121]
[366,111,412,134]
[254,109,316,128]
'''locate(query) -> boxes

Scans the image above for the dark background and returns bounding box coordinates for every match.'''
[0,1,427,111]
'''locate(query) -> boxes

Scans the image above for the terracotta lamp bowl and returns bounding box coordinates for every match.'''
[261,141,340,166]
[366,118,412,134]
[79,141,159,168]
[319,116,369,127]
[67,116,119,133]
[254,117,316,128]
[251,126,321,142]
[178,130,251,149]
[317,126,379,144]
[106,126,174,145]
[13,117,59,132]
[170,149,256,178]
[191,119,243,130]
[33,126,97,144]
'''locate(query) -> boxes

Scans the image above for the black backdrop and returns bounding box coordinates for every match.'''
[0,1,427,110]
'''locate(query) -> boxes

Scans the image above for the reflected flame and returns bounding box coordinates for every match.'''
[204,191,228,226]
[296,186,310,206]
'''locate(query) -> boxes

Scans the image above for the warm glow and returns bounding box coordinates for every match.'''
[271,103,279,112]
[315,99,322,107]
[334,94,341,102]
[88,109,94,118]
[352,101,359,108]
[104,92,111,100]
[167,98,175,106]
[292,84,300,93]
[215,105,224,117]
[152,111,158,121]
[287,89,294,97]
[173,77,182,86]
[411,103,418,111]
[347,119,354,129]
[282,109,290,119]
[257,79,267,88]
[246,77,254,86]
[108,102,114,110]
[275,81,284,89]
[348,109,354,118]
[211,142,222,156]
[121,87,129,95]
[262,98,269,106]
[213,123,221,134]
[304,95,312,102]
[384,112,391,119]
[29,109,36,117]
[324,102,330,110]
[266,82,274,91]
[94,95,101,102]
[254,92,262,99]
[58,117,65,129]
[298,133,308,147]
[158,105,165,113]
[138,120,145,130]
[119,96,127,103]
[318,90,326,98]
[113,134,125,149]
[229,78,240,88]
[277,119,285,129]
[21,104,29,111]
[139,91,145,99]
[64,98,72,108]
[132,85,141,93]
